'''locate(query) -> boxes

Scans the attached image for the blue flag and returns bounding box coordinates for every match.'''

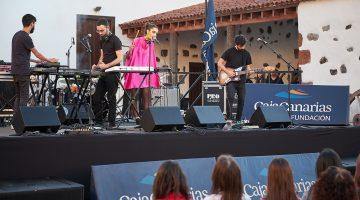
[201,0,218,80]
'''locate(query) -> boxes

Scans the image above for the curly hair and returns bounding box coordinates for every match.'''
[313,166,357,200]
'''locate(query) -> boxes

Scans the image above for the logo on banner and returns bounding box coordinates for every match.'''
[237,153,318,200]
[140,174,156,185]
[253,88,333,122]
[275,89,311,99]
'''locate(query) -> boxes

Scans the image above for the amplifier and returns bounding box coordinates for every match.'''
[202,81,226,113]
[151,87,179,107]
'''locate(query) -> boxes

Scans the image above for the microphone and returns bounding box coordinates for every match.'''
[153,37,160,44]
[82,34,92,39]
[257,37,268,44]
[82,34,92,53]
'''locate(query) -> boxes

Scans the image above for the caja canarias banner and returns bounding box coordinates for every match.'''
[243,84,349,125]
[91,158,214,200]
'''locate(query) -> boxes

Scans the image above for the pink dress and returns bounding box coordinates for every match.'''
[124,36,160,89]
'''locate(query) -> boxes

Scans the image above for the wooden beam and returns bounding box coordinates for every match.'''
[119,6,298,36]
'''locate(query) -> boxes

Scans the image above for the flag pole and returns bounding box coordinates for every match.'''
[205,0,208,81]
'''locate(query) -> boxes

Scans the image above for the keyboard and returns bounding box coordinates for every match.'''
[105,66,155,73]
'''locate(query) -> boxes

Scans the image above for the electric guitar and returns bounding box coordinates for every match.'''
[218,66,262,86]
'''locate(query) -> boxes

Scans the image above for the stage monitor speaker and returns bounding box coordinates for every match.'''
[250,105,291,128]
[140,106,185,132]
[0,178,84,200]
[57,104,94,125]
[13,106,61,134]
[185,106,226,128]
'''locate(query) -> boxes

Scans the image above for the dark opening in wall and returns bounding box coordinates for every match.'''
[307,33,319,41]
[259,28,264,34]
[330,69,337,75]
[322,25,330,32]
[345,24,352,30]
[190,44,197,49]
[161,50,168,57]
[267,26,272,34]
[246,27,252,34]
[320,57,328,64]
[340,64,347,73]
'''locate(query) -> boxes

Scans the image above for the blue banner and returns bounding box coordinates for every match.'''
[201,0,218,80]
[234,153,319,200]
[91,158,214,200]
[242,84,349,125]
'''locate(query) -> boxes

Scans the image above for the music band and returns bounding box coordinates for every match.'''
[9,14,283,130]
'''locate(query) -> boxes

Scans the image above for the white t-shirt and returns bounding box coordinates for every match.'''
[204,193,251,200]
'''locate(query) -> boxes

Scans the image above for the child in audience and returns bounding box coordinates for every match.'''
[152,160,190,200]
[262,158,300,200]
[205,154,250,200]
[312,166,357,200]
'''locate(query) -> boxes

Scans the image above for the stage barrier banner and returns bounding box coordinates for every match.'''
[243,84,349,125]
[234,153,319,200]
[91,157,214,200]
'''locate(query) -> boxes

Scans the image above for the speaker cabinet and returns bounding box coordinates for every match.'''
[185,106,226,128]
[12,106,61,134]
[250,105,291,128]
[140,106,185,132]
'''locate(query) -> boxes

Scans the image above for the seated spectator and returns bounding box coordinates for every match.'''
[312,166,357,200]
[152,160,190,200]
[262,158,300,200]
[355,154,360,198]
[205,154,250,200]
[265,68,284,84]
[302,148,343,200]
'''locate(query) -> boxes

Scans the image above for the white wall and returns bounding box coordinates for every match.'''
[0,0,204,67]
[298,0,360,93]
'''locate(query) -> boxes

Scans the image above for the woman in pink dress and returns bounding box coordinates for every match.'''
[124,22,160,119]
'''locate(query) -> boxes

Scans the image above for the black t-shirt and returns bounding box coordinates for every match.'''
[267,76,284,84]
[221,47,252,83]
[11,31,34,75]
[100,34,122,65]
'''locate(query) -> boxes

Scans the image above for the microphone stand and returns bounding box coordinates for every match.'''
[80,37,94,129]
[66,38,74,67]
[259,39,300,126]
[147,40,153,114]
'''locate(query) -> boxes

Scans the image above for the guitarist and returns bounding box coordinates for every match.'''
[217,35,252,121]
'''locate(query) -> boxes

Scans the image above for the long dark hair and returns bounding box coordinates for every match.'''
[355,154,360,189]
[316,148,342,178]
[266,158,298,200]
[152,160,190,200]
[211,154,244,200]
[313,166,357,200]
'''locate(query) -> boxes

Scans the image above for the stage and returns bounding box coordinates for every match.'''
[0,126,359,199]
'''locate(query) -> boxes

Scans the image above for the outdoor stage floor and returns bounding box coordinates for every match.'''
[0,125,359,199]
